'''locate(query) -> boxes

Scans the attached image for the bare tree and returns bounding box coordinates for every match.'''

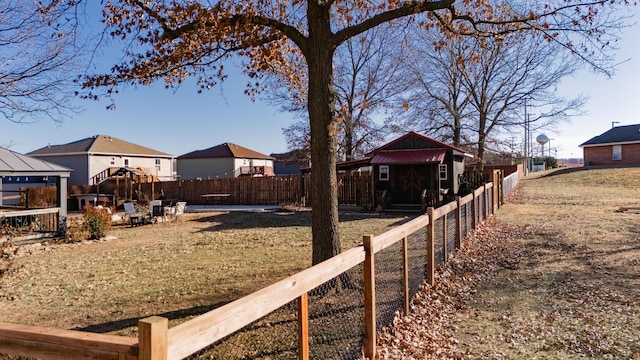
[460,34,587,161]
[274,27,404,162]
[396,30,587,163]
[0,0,84,123]
[392,32,473,148]
[82,0,630,265]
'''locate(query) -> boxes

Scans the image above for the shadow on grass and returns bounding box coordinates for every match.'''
[535,165,640,179]
[535,167,590,178]
[189,209,414,233]
[71,301,231,334]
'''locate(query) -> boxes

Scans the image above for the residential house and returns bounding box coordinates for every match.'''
[337,132,472,210]
[28,135,175,186]
[271,149,310,175]
[580,124,640,166]
[177,142,275,179]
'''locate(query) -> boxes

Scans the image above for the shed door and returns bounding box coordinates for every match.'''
[392,165,430,204]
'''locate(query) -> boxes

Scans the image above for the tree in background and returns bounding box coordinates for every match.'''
[395,31,587,163]
[0,0,84,124]
[392,32,472,148]
[82,0,630,265]
[460,35,586,162]
[273,27,405,162]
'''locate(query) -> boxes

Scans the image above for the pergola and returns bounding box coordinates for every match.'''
[0,147,71,236]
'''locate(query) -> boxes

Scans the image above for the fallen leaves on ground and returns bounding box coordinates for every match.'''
[377,179,640,360]
[375,216,528,360]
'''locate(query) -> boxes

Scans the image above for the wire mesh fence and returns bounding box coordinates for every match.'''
[433,216,444,265]
[407,230,427,304]
[446,211,457,256]
[308,266,365,360]
[188,264,367,360]
[460,202,468,240]
[466,201,473,235]
[0,181,505,360]
[375,241,405,331]
[190,300,300,359]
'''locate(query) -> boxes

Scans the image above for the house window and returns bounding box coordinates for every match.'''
[612,145,622,160]
[439,164,448,180]
[155,158,161,171]
[110,157,116,166]
[379,165,389,181]
[123,157,131,167]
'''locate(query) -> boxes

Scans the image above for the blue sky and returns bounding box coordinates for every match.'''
[3,73,296,157]
[551,6,640,159]
[1,5,638,159]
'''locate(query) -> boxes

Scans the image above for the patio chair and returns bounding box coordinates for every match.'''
[124,202,145,227]
[150,200,166,223]
[175,202,186,217]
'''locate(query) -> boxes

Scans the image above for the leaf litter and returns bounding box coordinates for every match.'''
[376,170,640,359]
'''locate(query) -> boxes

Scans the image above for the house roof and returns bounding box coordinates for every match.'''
[580,124,640,147]
[27,135,173,158]
[0,147,71,176]
[370,149,447,165]
[178,142,274,160]
[367,131,470,157]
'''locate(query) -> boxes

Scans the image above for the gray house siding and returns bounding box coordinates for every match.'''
[34,154,87,186]
[177,158,236,179]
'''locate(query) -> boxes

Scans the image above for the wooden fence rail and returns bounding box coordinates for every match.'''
[0,178,519,360]
[0,322,138,360]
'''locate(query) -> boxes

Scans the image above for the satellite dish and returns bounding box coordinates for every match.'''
[536,134,549,145]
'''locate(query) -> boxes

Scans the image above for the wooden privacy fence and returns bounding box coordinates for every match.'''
[66,174,373,208]
[0,179,521,360]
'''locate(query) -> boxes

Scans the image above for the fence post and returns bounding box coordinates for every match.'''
[363,234,376,360]
[298,293,309,360]
[139,316,168,360]
[426,207,435,286]
[455,196,462,249]
[402,236,410,315]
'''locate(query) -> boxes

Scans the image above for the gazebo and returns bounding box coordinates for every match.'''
[0,147,71,237]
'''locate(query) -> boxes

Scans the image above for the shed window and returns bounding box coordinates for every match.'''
[123,157,130,167]
[439,164,448,181]
[155,158,161,171]
[612,145,622,160]
[379,165,389,181]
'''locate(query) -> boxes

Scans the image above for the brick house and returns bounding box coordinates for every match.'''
[580,124,640,166]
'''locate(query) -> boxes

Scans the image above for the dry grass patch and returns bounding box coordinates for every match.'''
[456,167,640,359]
[377,167,640,359]
[0,209,410,337]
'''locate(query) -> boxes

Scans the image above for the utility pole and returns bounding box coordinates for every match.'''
[524,100,528,175]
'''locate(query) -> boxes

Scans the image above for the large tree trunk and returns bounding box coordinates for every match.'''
[307,3,341,265]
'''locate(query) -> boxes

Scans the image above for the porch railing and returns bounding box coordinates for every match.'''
[0,208,61,239]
